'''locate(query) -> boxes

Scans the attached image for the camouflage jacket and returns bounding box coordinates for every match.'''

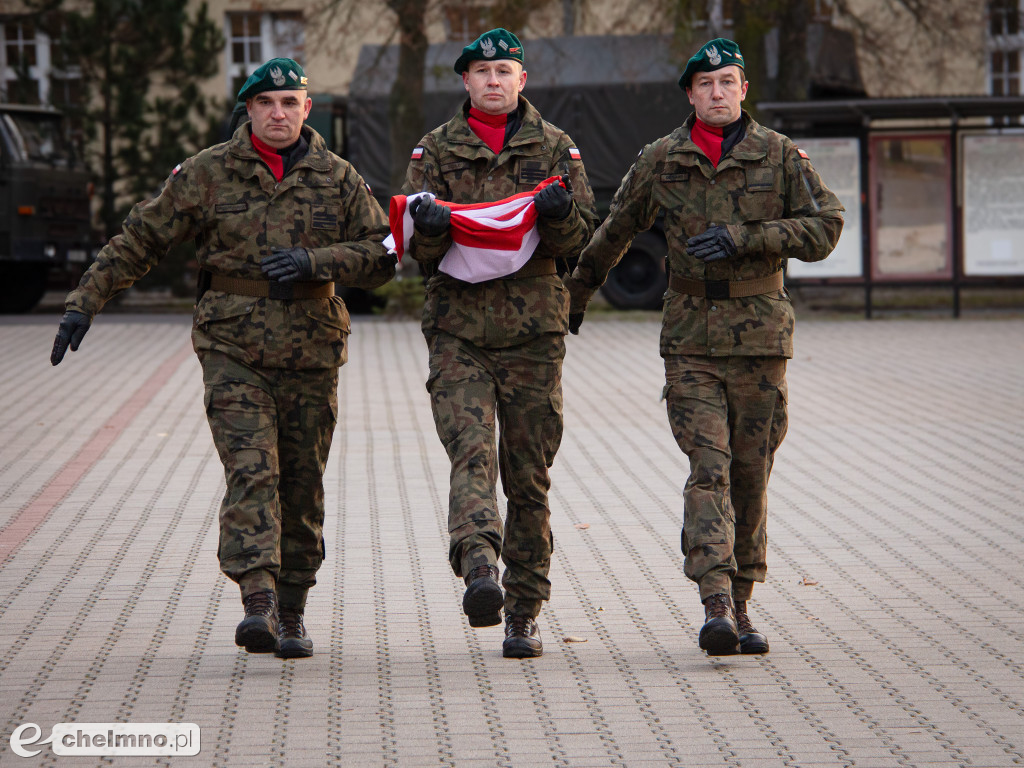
[402,96,598,349]
[66,124,394,369]
[571,111,843,358]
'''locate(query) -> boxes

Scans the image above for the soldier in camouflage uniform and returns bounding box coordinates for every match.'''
[401,29,598,658]
[565,38,843,656]
[50,58,395,659]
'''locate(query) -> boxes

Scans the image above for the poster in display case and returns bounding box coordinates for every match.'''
[963,132,1024,277]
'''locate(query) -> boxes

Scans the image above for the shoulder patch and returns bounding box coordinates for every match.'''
[797,148,809,160]
[411,146,425,160]
[171,163,183,177]
[365,182,372,194]
[568,147,581,160]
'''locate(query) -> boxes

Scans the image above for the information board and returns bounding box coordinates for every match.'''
[963,132,1024,276]
[786,137,862,279]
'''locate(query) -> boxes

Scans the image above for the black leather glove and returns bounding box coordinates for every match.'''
[686,225,737,262]
[534,175,573,220]
[562,273,592,335]
[51,310,91,366]
[261,247,313,282]
[409,196,450,237]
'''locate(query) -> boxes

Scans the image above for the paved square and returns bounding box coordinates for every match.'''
[1,313,1022,766]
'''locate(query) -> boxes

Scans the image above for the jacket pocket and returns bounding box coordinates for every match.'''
[194,294,259,349]
[304,296,351,335]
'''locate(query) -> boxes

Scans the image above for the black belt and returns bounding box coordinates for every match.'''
[209,274,335,299]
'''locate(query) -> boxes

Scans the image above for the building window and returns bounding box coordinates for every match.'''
[4,20,36,67]
[1,18,82,109]
[226,11,305,98]
[49,75,82,109]
[3,20,41,104]
[991,0,1021,35]
[989,0,1023,96]
[992,50,1021,96]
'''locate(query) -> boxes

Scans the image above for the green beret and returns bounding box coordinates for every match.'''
[454,28,524,74]
[678,38,745,90]
[237,57,308,102]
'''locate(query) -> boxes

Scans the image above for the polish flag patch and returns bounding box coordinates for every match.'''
[568,147,581,160]
[411,146,425,160]
[797,148,809,160]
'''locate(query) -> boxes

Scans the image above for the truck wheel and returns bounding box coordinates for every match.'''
[599,231,667,310]
[0,263,49,314]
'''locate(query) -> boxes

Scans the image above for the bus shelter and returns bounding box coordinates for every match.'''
[757,96,1024,316]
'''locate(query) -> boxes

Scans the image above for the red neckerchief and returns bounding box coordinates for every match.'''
[691,118,725,166]
[250,131,285,181]
[467,107,508,154]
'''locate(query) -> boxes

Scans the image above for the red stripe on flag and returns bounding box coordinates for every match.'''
[451,209,538,250]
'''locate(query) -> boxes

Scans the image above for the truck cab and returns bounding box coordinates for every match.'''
[0,105,94,313]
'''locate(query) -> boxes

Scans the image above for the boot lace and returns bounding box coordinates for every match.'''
[704,593,733,620]
[506,615,534,637]
[468,564,498,582]
[279,608,306,637]
[243,590,277,617]
[734,602,757,634]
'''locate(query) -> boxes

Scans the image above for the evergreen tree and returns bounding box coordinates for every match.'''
[30,0,225,238]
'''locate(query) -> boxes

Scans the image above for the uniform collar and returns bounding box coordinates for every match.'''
[680,110,764,157]
[227,124,332,174]
[448,95,544,151]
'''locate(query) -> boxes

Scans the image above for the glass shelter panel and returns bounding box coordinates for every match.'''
[870,135,953,279]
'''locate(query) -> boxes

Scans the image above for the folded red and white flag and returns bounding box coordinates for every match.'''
[384,176,563,283]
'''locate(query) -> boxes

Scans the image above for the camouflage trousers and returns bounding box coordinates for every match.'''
[199,350,338,610]
[662,355,788,602]
[425,330,565,619]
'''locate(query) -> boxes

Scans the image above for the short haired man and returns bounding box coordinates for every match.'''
[401,29,598,658]
[565,38,844,655]
[51,58,395,658]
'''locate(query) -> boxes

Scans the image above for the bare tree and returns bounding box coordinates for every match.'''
[602,0,982,100]
[387,0,430,193]
[307,0,430,193]
[830,0,985,96]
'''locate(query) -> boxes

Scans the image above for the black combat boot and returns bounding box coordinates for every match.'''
[503,614,543,658]
[276,607,314,658]
[698,593,740,655]
[235,590,279,653]
[463,564,503,627]
[735,600,769,654]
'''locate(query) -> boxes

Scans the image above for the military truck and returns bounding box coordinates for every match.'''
[0,104,94,313]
